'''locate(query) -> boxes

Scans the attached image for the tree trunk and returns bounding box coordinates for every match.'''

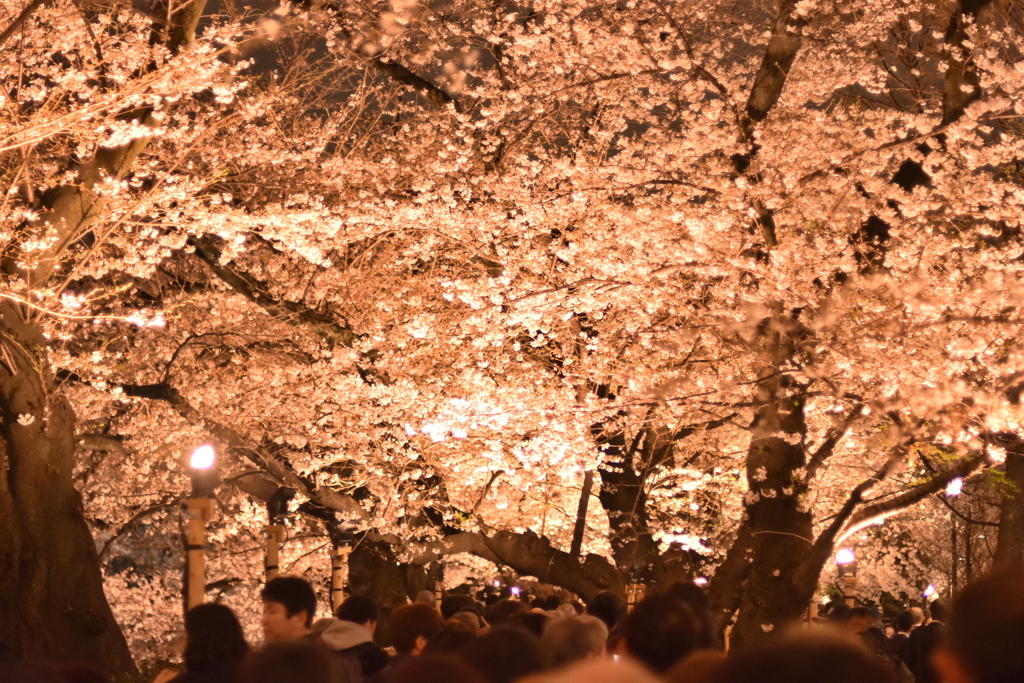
[992,442,1024,571]
[729,432,813,649]
[347,538,426,647]
[0,303,135,676]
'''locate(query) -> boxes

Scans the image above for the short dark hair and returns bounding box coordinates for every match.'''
[895,610,915,633]
[440,595,476,620]
[507,610,548,637]
[949,572,1024,683]
[929,598,949,623]
[390,603,444,655]
[717,633,889,683]
[461,626,546,683]
[389,654,488,683]
[261,576,317,628]
[845,606,877,623]
[184,603,249,672]
[622,596,700,674]
[586,591,623,632]
[240,641,350,683]
[336,595,380,625]
[486,599,526,627]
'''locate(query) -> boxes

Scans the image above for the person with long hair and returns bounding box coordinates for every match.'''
[154,604,249,683]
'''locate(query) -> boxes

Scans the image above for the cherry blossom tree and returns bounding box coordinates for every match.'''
[3,0,1024,670]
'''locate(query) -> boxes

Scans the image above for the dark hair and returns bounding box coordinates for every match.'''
[441,595,476,620]
[622,596,700,674]
[846,606,877,623]
[336,595,380,625]
[486,599,526,627]
[895,610,915,633]
[664,581,714,648]
[423,627,475,654]
[948,572,1024,683]
[507,610,548,637]
[544,595,561,611]
[929,598,949,623]
[184,603,249,672]
[586,591,623,632]
[715,633,890,683]
[390,603,444,655]
[461,626,547,683]
[240,641,350,683]
[261,576,317,628]
[389,654,488,683]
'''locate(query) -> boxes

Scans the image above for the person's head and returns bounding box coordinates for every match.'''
[240,641,351,683]
[390,603,444,655]
[543,614,608,668]
[441,595,476,620]
[336,594,380,632]
[389,654,488,683]
[486,598,527,627]
[423,627,476,654]
[448,610,482,631]
[545,595,562,611]
[714,632,890,683]
[547,658,659,683]
[508,610,549,637]
[415,590,436,608]
[932,572,1024,683]
[622,596,701,674]
[461,626,547,683]
[929,598,949,623]
[845,606,879,635]
[894,610,915,634]
[183,603,249,672]
[586,591,623,632]
[910,606,925,625]
[664,581,714,648]
[260,576,317,644]
[665,650,726,683]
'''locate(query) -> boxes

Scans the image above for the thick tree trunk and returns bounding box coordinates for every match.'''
[0,304,135,676]
[730,432,813,649]
[347,538,429,647]
[992,442,1024,571]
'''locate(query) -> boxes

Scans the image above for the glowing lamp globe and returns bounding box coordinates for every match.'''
[835,548,857,578]
[188,444,220,497]
[693,577,709,586]
[191,444,216,470]
[835,548,855,565]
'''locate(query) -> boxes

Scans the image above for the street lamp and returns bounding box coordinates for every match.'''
[836,548,857,607]
[185,444,220,611]
[264,486,294,582]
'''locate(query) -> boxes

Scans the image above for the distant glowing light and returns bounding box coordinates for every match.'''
[836,548,855,565]
[923,584,937,599]
[946,477,963,497]
[693,577,708,586]
[190,444,215,470]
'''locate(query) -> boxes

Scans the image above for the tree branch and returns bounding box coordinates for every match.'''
[836,453,987,545]
[0,0,47,49]
[189,235,358,348]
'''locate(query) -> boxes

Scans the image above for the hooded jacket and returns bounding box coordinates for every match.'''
[321,620,390,678]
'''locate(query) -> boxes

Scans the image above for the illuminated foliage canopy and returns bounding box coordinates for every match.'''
[1,0,1023,668]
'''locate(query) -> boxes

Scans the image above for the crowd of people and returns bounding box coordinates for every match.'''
[3,571,1023,683]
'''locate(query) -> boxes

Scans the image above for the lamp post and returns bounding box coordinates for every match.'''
[264,487,294,582]
[330,543,351,613]
[836,548,857,607]
[185,444,220,611]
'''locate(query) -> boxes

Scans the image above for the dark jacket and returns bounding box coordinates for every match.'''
[887,632,910,662]
[321,620,390,678]
[905,621,944,683]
